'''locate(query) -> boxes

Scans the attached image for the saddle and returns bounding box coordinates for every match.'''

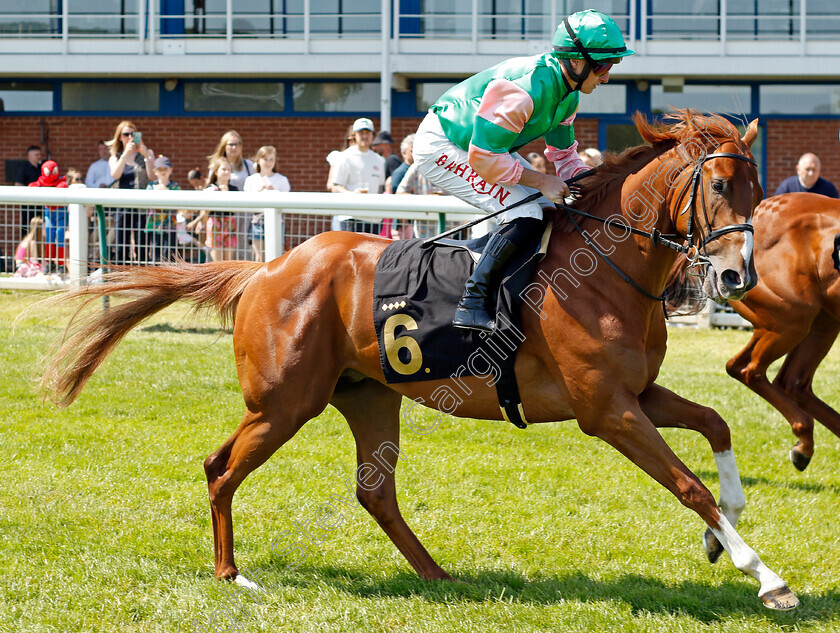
[372,223,551,428]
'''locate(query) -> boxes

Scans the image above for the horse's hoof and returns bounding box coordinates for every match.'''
[702,528,725,564]
[760,585,799,611]
[789,446,811,472]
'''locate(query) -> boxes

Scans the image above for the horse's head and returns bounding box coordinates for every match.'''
[665,114,762,303]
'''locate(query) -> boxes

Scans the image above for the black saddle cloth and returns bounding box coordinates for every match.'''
[373,227,547,385]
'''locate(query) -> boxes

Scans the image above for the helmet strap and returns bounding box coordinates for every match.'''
[560,58,589,92]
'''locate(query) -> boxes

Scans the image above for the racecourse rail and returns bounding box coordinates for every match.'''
[0,185,748,328]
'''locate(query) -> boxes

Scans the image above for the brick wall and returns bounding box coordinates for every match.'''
[0,115,601,190]
[765,119,840,195]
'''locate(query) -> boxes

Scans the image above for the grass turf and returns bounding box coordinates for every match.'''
[1,290,838,632]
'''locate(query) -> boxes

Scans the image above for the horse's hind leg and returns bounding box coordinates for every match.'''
[726,329,816,468]
[774,312,840,468]
[204,408,310,583]
[640,384,744,564]
[331,379,452,580]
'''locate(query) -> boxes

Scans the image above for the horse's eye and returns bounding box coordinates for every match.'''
[712,180,726,193]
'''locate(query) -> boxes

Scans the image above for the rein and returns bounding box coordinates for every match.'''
[563,149,758,314]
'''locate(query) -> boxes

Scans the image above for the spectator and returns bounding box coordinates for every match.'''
[145,155,181,263]
[28,160,68,271]
[774,152,839,198]
[208,130,254,260]
[372,130,403,180]
[525,151,553,175]
[14,145,42,186]
[330,117,386,234]
[15,144,43,238]
[109,120,156,264]
[244,145,290,263]
[578,147,603,168]
[84,140,115,188]
[326,125,356,192]
[14,216,44,277]
[66,168,85,187]
[388,134,415,194]
[207,130,254,191]
[190,156,239,262]
[187,167,203,190]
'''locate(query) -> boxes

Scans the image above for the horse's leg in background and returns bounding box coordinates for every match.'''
[331,379,452,580]
[575,393,797,610]
[726,328,816,469]
[639,384,745,564]
[774,311,840,456]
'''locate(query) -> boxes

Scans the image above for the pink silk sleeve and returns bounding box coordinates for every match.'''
[467,145,524,185]
[545,141,590,182]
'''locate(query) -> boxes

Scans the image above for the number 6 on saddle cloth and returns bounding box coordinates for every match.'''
[372,218,551,429]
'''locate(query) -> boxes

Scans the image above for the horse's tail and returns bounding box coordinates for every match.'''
[40,261,262,408]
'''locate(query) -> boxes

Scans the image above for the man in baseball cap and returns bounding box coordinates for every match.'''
[352,117,375,133]
[330,118,386,232]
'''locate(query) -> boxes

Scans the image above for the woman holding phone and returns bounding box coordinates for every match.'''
[108,120,156,264]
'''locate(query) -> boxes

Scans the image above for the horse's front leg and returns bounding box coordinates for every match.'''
[575,392,798,610]
[639,383,744,564]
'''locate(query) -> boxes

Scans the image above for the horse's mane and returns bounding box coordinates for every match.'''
[563,109,746,228]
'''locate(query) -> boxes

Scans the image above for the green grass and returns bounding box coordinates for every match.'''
[1,290,839,632]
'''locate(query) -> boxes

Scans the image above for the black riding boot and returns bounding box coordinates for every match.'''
[452,231,517,332]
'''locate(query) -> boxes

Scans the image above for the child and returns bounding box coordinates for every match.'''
[243,146,290,262]
[145,155,181,263]
[14,215,45,277]
[187,167,203,190]
[190,156,239,262]
[28,160,68,271]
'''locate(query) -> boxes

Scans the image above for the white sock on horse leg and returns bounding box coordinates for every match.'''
[710,514,787,596]
[714,449,746,526]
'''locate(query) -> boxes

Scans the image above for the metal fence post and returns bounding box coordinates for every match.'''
[264,207,285,261]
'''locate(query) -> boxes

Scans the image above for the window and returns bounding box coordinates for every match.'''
[185,83,285,112]
[760,85,840,114]
[62,82,159,111]
[69,0,140,35]
[292,82,379,112]
[578,84,626,114]
[0,82,53,112]
[0,0,55,35]
[648,0,719,40]
[652,85,751,117]
[415,82,457,112]
[605,124,643,153]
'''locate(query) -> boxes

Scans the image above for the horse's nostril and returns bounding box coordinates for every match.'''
[721,269,742,289]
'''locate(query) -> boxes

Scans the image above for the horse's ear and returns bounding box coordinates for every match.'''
[741,119,759,149]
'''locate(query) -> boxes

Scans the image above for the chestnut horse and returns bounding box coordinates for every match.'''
[725,193,840,471]
[40,111,798,610]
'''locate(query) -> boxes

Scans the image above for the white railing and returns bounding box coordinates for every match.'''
[0,186,477,290]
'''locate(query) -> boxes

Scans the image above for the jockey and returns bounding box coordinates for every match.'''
[413,9,634,332]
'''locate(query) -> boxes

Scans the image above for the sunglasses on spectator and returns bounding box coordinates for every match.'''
[121,132,134,137]
[226,142,242,147]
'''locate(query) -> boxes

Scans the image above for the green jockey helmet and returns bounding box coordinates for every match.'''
[552,9,635,62]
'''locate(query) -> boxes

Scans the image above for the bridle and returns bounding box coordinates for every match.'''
[672,150,757,269]
[562,145,758,311]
